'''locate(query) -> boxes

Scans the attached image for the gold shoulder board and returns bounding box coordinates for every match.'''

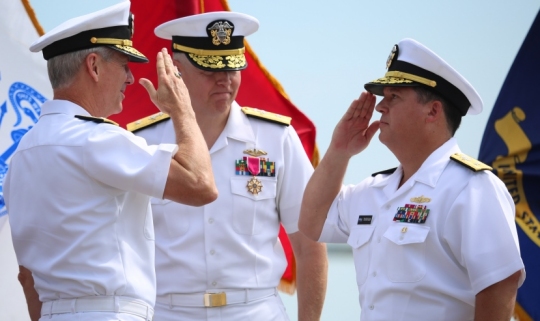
[450,153,493,172]
[75,115,118,126]
[127,112,170,132]
[241,107,291,126]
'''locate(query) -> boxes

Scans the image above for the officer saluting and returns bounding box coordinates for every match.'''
[4,1,216,320]
[300,38,525,320]
[130,11,328,321]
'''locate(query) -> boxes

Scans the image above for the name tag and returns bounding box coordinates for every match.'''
[357,215,373,225]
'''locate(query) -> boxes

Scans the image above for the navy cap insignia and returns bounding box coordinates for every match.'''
[207,20,234,46]
[386,44,398,70]
[128,13,134,39]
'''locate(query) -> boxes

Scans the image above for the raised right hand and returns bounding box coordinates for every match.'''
[329,91,380,158]
[139,48,192,116]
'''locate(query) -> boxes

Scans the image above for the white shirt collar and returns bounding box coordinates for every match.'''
[39,99,90,118]
[209,101,255,154]
[373,137,461,190]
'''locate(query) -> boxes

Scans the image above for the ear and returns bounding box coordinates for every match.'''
[84,52,100,82]
[172,57,186,74]
[425,100,444,123]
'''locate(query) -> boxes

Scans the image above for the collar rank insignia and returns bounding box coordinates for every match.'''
[75,115,118,126]
[394,204,430,224]
[410,195,431,203]
[241,107,291,126]
[450,153,492,172]
[126,112,170,133]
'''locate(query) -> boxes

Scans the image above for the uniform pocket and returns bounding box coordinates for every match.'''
[383,224,430,282]
[347,226,376,285]
[230,176,277,235]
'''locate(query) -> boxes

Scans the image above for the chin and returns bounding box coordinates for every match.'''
[214,101,232,112]
[109,105,123,117]
[378,132,388,145]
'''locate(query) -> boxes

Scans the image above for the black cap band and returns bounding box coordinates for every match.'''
[390,60,470,115]
[42,25,131,60]
[171,35,245,52]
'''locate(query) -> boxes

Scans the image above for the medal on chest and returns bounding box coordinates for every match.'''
[393,195,431,224]
[246,156,263,195]
[235,148,275,195]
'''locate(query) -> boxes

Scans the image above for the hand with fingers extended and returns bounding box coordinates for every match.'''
[329,91,380,158]
[139,48,192,116]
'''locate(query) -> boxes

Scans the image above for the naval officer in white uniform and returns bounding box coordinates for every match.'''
[4,2,217,320]
[300,38,525,321]
[131,11,328,321]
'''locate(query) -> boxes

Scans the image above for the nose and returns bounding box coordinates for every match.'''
[215,71,232,84]
[126,67,135,85]
[375,101,385,114]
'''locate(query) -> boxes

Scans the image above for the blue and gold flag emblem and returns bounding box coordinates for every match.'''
[479,10,540,321]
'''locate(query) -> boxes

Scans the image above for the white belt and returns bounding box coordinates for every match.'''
[41,296,154,320]
[156,288,277,308]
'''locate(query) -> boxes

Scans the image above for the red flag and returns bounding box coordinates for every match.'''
[113,0,318,294]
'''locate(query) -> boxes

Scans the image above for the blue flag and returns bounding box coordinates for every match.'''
[478,9,540,321]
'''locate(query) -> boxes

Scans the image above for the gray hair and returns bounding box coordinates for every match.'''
[47,47,116,89]
[173,52,187,63]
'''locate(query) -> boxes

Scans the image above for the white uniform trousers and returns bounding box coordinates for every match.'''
[154,292,290,321]
[39,312,150,321]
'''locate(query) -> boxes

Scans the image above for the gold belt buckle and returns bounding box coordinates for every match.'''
[204,292,227,307]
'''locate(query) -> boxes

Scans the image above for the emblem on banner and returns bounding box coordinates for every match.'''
[0,82,47,217]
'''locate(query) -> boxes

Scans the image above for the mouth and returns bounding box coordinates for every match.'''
[212,90,231,95]
[211,91,232,100]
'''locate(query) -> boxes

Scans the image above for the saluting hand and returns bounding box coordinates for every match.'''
[329,91,380,158]
[139,48,192,116]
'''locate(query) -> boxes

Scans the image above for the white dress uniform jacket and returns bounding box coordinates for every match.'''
[135,102,313,320]
[4,100,177,310]
[319,138,525,321]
